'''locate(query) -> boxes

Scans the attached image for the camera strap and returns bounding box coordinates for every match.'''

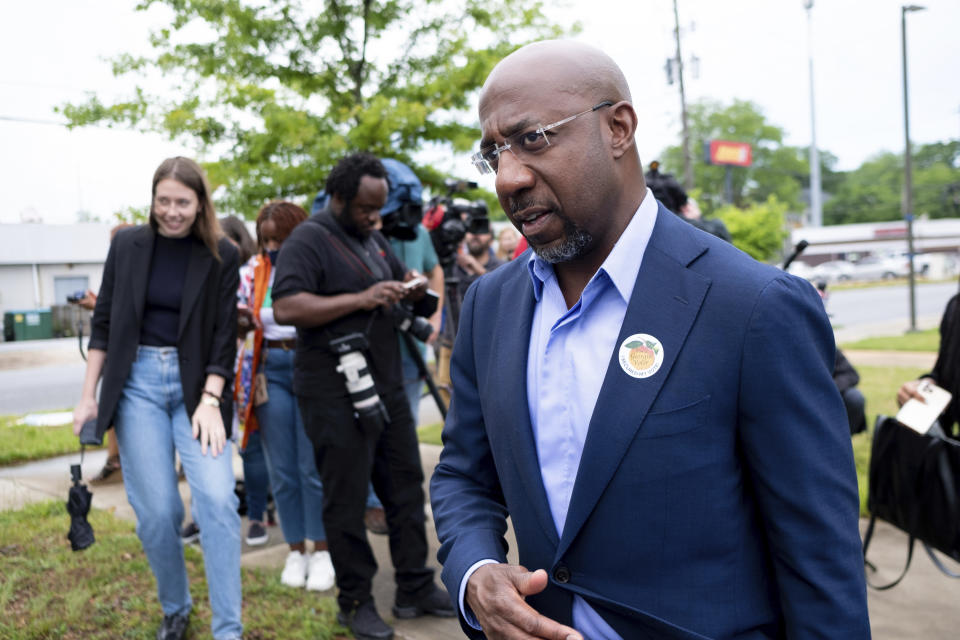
[314,210,391,283]
[312,211,389,340]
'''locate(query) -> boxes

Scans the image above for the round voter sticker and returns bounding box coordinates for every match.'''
[618,333,664,379]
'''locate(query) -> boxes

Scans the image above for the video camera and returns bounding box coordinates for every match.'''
[423,179,490,266]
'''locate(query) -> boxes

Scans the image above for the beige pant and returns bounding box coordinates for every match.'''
[434,342,453,409]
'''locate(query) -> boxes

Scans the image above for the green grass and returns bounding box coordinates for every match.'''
[825,276,955,292]
[0,501,344,640]
[840,328,939,352]
[0,413,100,466]
[416,422,443,446]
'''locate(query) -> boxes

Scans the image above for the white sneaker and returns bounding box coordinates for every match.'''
[305,550,335,591]
[280,551,308,588]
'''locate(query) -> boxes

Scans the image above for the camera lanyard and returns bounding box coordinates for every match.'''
[316,211,390,282]
[314,212,389,338]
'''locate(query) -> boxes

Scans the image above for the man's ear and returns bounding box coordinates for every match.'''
[607,101,638,159]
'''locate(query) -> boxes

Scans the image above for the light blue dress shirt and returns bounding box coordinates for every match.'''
[459,190,659,638]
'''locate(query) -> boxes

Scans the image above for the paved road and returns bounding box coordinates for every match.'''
[827,280,955,329]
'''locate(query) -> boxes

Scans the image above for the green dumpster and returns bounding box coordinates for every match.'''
[3,309,53,341]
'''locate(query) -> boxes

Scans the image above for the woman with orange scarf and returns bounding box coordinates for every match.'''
[235,201,334,591]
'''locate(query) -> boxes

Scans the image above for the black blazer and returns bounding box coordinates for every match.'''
[89,225,239,440]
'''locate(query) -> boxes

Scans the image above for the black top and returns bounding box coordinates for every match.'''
[271,211,408,399]
[140,234,192,346]
[928,293,960,436]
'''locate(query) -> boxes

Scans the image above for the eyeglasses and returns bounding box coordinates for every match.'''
[470,101,614,176]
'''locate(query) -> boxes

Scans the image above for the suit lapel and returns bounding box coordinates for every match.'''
[130,226,154,327]
[557,208,712,556]
[495,263,561,547]
[178,238,213,341]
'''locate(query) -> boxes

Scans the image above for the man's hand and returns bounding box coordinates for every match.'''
[456,251,485,276]
[358,281,407,310]
[191,403,226,457]
[402,270,429,301]
[466,564,583,640]
[897,377,934,407]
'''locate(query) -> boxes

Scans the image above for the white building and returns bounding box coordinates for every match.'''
[0,223,113,318]
[790,218,960,265]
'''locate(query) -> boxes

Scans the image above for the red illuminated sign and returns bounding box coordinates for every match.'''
[708,140,753,167]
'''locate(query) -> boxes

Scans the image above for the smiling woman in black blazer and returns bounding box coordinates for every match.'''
[72,157,243,640]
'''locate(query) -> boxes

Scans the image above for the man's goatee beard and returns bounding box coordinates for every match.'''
[532,228,592,264]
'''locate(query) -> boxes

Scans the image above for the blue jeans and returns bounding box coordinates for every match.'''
[114,346,242,640]
[240,428,270,522]
[401,350,424,426]
[255,347,326,543]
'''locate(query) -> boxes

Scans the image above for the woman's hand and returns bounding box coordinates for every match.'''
[192,403,226,457]
[73,396,98,436]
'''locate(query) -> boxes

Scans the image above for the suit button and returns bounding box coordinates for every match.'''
[553,565,571,584]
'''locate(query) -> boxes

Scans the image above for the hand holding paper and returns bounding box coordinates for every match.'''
[896,379,952,434]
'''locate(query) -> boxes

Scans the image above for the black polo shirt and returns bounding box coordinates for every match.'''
[271,211,407,400]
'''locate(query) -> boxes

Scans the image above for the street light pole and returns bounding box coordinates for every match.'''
[673,0,693,191]
[803,1,822,227]
[902,4,925,332]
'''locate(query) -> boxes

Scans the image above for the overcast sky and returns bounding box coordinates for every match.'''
[1,0,958,224]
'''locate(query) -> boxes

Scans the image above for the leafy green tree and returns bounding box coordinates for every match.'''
[59,0,569,217]
[714,196,788,262]
[112,205,150,225]
[659,99,808,215]
[823,141,959,224]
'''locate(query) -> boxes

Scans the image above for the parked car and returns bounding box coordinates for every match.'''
[811,260,856,282]
[850,255,909,280]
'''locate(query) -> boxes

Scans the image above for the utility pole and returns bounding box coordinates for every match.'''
[902,4,925,332]
[673,0,693,191]
[803,1,822,227]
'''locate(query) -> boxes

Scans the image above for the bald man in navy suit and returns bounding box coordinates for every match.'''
[431,41,870,640]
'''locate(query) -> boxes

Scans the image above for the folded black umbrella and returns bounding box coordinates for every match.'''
[67,463,95,551]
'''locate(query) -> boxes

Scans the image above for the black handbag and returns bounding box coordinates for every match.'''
[863,415,960,589]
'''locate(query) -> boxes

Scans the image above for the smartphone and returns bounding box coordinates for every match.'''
[402,276,427,290]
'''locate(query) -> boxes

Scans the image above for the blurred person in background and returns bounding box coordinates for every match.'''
[234,201,335,591]
[897,291,960,438]
[495,226,520,262]
[220,215,257,263]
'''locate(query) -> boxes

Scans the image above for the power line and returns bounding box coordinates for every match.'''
[0,114,67,127]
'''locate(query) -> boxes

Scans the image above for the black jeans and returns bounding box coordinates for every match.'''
[298,388,434,611]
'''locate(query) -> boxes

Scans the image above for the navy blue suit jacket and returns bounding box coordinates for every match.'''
[431,205,870,639]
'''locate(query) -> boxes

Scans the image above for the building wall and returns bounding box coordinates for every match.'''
[0,263,104,316]
[790,218,960,265]
[0,265,40,313]
[39,263,105,307]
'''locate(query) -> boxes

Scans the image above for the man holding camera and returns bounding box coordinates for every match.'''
[272,152,454,640]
